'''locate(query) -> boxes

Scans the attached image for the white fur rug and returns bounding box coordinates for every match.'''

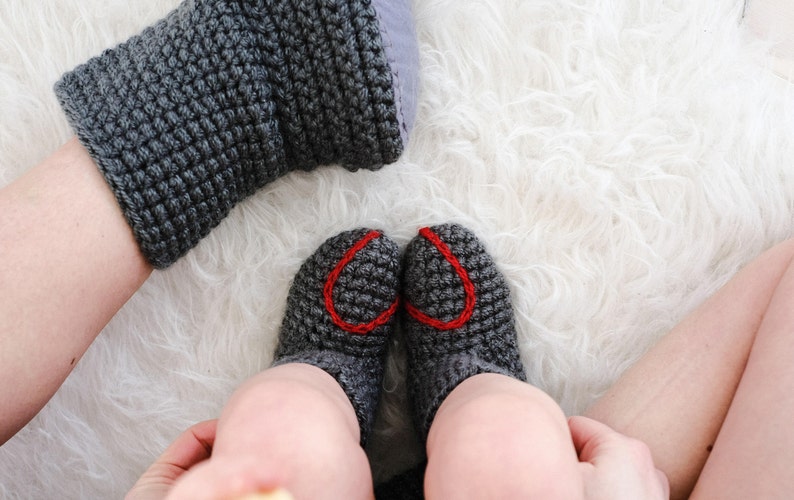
[2,0,793,497]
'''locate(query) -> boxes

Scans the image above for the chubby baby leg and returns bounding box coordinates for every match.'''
[167,363,374,500]
[424,373,583,499]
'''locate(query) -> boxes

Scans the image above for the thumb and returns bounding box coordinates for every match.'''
[126,419,218,500]
[154,419,217,469]
[568,415,618,463]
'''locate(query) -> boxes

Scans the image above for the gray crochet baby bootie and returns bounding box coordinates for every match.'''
[401,224,527,440]
[273,228,400,445]
[55,0,419,268]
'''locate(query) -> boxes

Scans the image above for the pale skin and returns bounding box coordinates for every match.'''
[0,138,153,444]
[2,139,794,497]
[586,237,794,499]
[148,364,375,500]
[128,368,669,500]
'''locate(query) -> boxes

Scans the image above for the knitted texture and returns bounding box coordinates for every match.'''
[55,0,412,268]
[401,224,527,440]
[272,228,400,445]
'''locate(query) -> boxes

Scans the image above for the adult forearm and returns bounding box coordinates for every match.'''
[0,138,152,444]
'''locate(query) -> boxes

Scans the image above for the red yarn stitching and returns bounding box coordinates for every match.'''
[324,230,399,335]
[404,227,476,330]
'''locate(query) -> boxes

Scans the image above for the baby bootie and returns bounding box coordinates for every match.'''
[55,0,419,268]
[272,228,400,445]
[401,224,527,440]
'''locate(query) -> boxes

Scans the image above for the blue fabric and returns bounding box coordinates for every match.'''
[373,0,420,143]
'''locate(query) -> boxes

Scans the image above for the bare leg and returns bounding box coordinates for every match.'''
[424,373,582,499]
[166,363,374,500]
[585,239,794,499]
[689,251,794,498]
[0,138,152,443]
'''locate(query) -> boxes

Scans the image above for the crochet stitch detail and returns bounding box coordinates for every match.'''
[401,224,528,439]
[273,228,400,445]
[55,0,403,268]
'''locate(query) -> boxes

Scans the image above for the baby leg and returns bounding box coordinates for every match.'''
[166,364,374,500]
[424,373,582,499]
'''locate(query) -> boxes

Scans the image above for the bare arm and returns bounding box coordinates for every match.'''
[0,138,152,444]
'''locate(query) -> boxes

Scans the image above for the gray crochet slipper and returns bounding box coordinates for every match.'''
[55,0,419,268]
[272,228,400,445]
[401,224,527,440]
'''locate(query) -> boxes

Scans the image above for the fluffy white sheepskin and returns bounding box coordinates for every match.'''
[1,0,793,497]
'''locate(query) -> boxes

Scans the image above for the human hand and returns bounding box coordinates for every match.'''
[125,420,217,500]
[569,416,669,500]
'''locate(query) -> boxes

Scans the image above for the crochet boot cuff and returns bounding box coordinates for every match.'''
[55,0,418,268]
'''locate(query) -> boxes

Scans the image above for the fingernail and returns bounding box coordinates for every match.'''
[234,490,294,500]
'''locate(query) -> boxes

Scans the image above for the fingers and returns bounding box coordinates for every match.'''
[156,419,217,471]
[164,457,289,500]
[569,416,656,466]
[126,420,218,500]
[568,416,670,500]
[569,415,616,461]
